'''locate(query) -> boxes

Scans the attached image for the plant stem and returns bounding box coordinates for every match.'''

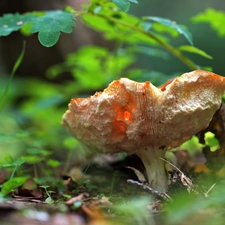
[0,42,25,113]
[84,12,198,70]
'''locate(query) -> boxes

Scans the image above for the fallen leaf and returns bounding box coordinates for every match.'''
[126,166,147,183]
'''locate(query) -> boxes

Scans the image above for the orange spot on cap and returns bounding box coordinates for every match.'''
[124,111,131,121]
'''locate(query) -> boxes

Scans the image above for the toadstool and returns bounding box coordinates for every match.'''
[62,70,225,192]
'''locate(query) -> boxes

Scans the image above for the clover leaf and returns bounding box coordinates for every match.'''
[30,11,76,47]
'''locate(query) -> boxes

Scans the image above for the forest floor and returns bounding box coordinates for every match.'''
[1,151,225,225]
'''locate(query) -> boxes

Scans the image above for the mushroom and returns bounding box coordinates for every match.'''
[62,70,225,192]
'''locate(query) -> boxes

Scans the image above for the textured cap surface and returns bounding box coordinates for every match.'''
[62,70,225,154]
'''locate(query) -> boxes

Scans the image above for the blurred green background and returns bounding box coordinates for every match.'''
[1,0,225,77]
[130,0,225,75]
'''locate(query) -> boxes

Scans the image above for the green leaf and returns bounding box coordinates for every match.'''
[127,46,170,59]
[30,11,76,47]
[63,194,72,199]
[144,16,193,45]
[63,137,79,150]
[40,150,53,157]
[0,13,34,36]
[1,176,29,195]
[21,155,44,164]
[179,136,204,153]
[45,196,54,204]
[0,158,25,168]
[82,12,159,45]
[38,31,60,47]
[0,10,76,46]
[152,22,179,37]
[47,159,61,168]
[204,131,220,152]
[49,45,135,89]
[192,8,225,37]
[178,45,213,59]
[112,0,130,12]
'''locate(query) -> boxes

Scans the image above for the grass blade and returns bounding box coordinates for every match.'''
[0,42,26,112]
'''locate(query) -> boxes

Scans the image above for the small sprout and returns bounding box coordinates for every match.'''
[40,185,55,204]
[62,70,225,192]
[45,196,54,204]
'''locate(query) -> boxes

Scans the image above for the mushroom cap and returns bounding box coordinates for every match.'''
[62,70,225,154]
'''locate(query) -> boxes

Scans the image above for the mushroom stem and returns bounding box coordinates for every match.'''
[137,148,168,193]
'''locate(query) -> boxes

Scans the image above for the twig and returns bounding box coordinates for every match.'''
[160,157,217,198]
[127,179,172,201]
[160,157,193,191]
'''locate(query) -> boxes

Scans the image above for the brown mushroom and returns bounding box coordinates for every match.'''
[62,70,225,192]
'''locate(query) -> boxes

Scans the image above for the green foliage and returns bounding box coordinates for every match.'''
[177,45,213,59]
[0,11,76,47]
[40,185,55,204]
[21,148,52,164]
[112,0,138,12]
[84,0,190,46]
[165,189,225,225]
[177,132,220,154]
[1,176,29,195]
[0,13,34,36]
[0,157,25,190]
[48,45,135,90]
[204,131,220,152]
[81,0,207,70]
[0,0,209,69]
[0,157,25,169]
[113,197,154,224]
[178,136,204,154]
[30,11,76,47]
[82,8,156,45]
[47,159,61,168]
[192,8,225,38]
[144,16,193,45]
[88,0,138,12]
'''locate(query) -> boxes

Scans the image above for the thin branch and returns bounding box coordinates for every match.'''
[127,179,172,201]
[84,12,198,70]
[160,157,193,190]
